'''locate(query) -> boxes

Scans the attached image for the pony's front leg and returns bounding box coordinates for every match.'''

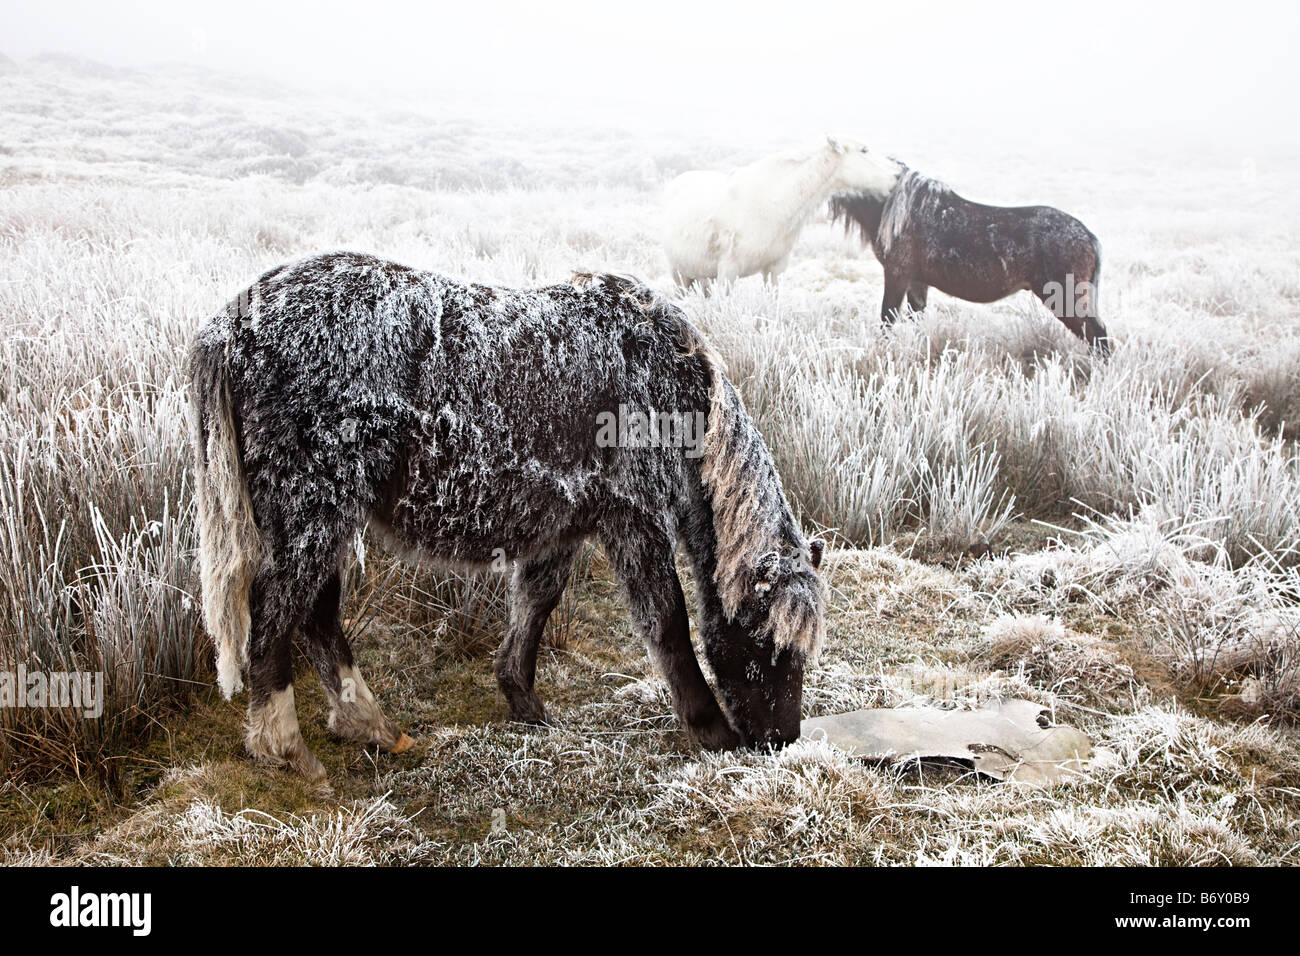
[494,544,580,724]
[604,529,740,750]
[881,271,909,326]
[672,271,701,293]
[715,264,742,287]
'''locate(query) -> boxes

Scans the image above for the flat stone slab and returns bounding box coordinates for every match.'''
[801,698,1094,785]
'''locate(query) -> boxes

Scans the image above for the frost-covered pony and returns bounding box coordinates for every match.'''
[662,137,902,287]
[831,161,1111,356]
[191,252,826,781]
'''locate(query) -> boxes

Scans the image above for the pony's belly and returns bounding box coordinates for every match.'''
[376,461,597,567]
[377,505,588,568]
[932,279,1030,304]
[927,258,1032,303]
[662,223,727,279]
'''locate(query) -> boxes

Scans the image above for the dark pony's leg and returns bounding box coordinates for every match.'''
[302,570,407,752]
[1037,252,1111,358]
[245,551,336,781]
[602,524,740,750]
[1078,263,1111,358]
[881,269,909,326]
[906,281,929,315]
[1036,284,1112,358]
[243,451,378,779]
[494,544,580,724]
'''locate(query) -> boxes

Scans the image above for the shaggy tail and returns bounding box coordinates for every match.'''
[190,330,264,699]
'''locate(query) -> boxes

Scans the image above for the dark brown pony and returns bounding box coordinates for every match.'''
[831,166,1111,356]
[190,253,826,781]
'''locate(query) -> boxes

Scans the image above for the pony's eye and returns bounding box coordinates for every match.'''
[861,146,869,153]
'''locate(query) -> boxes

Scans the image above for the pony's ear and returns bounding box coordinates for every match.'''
[826,135,844,154]
[808,538,826,570]
[754,550,782,593]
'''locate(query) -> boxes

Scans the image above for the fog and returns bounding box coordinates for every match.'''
[4,0,1298,147]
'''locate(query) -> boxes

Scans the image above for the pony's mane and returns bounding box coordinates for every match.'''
[755,139,836,168]
[828,192,884,247]
[697,359,825,658]
[878,169,950,257]
[571,272,825,658]
[829,166,951,257]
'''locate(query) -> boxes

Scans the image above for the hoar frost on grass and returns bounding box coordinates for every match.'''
[166,797,439,867]
[71,767,442,866]
[966,512,1300,713]
[981,613,1139,707]
[3,56,1300,863]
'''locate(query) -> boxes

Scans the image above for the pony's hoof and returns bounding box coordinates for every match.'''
[251,749,327,784]
[291,747,328,783]
[247,734,328,783]
[505,694,548,726]
[691,717,743,752]
[388,732,416,755]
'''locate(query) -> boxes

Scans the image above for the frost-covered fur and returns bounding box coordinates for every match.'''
[662,137,903,285]
[190,252,825,775]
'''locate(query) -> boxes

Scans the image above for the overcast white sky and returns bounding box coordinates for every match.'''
[4,0,1298,145]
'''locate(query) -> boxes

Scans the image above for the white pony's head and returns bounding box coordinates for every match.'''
[824,135,904,199]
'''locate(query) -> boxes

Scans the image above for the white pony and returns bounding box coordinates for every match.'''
[661,136,903,287]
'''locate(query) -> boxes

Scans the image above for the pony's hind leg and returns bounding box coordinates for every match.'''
[1036,278,1111,358]
[245,564,328,781]
[1077,268,1111,358]
[302,570,410,753]
[1084,316,1111,358]
[495,544,580,724]
[761,253,791,285]
[602,526,740,750]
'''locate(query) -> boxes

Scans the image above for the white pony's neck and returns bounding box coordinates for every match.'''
[756,144,843,233]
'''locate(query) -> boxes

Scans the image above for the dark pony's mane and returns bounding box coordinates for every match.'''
[829,166,952,255]
[828,191,886,249]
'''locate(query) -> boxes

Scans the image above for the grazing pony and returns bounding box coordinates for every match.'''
[662,137,902,287]
[830,162,1111,356]
[191,252,826,781]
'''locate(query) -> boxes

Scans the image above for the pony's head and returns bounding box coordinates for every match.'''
[705,535,826,748]
[697,367,828,748]
[825,135,904,200]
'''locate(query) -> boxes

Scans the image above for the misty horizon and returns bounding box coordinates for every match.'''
[4,0,1299,150]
